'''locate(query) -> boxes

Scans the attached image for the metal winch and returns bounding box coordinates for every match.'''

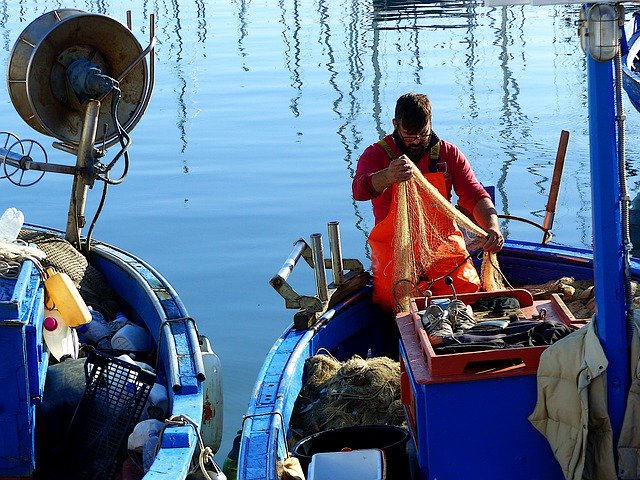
[1,9,155,251]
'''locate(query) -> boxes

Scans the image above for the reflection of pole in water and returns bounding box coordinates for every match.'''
[154,0,208,169]
[237,0,249,72]
[461,2,479,121]
[166,0,189,163]
[490,6,532,238]
[279,0,303,117]
[195,0,208,43]
[0,1,11,53]
[371,20,385,141]
[319,0,371,255]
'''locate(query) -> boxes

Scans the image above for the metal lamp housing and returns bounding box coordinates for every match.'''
[587,3,619,62]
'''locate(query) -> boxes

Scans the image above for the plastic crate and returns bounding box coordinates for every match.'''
[66,350,156,480]
[407,289,580,381]
[0,258,46,477]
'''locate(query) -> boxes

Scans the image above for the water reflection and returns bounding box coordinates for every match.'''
[237,0,249,72]
[323,0,373,255]
[280,0,303,117]
[373,0,478,29]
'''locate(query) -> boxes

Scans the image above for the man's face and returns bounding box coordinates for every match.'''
[395,119,431,158]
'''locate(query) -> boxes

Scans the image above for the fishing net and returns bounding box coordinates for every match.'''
[289,353,404,444]
[372,163,504,312]
[18,229,120,318]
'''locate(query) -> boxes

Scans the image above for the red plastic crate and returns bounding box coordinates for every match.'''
[403,289,582,383]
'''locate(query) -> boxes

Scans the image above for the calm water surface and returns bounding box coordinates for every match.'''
[2,0,640,462]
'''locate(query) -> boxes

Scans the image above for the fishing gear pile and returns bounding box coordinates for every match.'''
[289,353,404,443]
[18,229,120,318]
[522,276,640,320]
[369,163,504,313]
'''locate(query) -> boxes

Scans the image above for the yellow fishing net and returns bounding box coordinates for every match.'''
[371,163,504,312]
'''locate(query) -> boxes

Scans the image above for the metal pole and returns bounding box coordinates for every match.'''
[65,100,100,248]
[328,221,345,286]
[586,49,628,445]
[310,233,329,303]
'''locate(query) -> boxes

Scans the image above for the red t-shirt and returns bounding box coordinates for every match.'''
[352,134,490,223]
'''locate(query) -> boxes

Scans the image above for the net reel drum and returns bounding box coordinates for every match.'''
[3,10,155,250]
[7,9,152,148]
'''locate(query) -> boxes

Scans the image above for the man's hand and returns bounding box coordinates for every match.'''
[372,155,413,193]
[386,155,413,183]
[472,197,504,253]
[482,227,504,253]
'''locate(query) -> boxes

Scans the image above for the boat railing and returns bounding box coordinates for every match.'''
[270,221,369,329]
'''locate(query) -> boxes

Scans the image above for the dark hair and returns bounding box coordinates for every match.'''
[394,93,432,133]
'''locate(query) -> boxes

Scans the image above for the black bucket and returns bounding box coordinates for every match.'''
[292,425,410,479]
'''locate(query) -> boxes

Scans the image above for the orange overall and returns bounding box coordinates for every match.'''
[368,143,481,312]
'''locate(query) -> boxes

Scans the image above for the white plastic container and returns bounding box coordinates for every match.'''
[42,308,79,361]
[111,323,153,352]
[307,449,385,480]
[0,207,24,243]
[144,383,168,420]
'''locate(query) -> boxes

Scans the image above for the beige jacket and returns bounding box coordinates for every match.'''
[618,314,640,479]
[528,320,617,480]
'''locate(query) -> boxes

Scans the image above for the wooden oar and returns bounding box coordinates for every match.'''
[542,130,569,244]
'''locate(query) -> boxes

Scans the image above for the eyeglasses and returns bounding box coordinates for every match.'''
[398,127,431,143]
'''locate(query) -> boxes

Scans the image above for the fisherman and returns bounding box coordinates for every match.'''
[352,92,504,310]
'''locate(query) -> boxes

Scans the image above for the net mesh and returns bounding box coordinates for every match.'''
[18,229,121,318]
[388,164,504,311]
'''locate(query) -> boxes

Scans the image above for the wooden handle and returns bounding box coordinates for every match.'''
[542,130,570,240]
[544,130,570,221]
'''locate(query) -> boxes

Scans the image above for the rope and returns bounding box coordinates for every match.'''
[158,414,224,480]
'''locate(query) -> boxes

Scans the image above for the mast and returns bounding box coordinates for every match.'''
[586,27,629,442]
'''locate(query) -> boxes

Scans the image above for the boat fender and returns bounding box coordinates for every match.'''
[44,267,91,327]
[200,335,223,453]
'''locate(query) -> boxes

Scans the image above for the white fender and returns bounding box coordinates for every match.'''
[200,335,223,453]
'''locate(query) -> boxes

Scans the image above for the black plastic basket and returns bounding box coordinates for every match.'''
[65,350,156,480]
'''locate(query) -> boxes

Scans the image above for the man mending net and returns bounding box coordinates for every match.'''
[352,92,504,312]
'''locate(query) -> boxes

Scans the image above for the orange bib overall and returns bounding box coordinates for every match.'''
[368,169,481,312]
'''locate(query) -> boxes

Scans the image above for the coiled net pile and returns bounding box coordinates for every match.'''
[522,276,640,319]
[289,354,404,443]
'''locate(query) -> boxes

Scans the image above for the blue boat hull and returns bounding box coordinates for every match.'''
[0,224,216,479]
[238,240,638,479]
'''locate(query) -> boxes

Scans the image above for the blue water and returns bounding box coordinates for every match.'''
[1,0,639,465]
